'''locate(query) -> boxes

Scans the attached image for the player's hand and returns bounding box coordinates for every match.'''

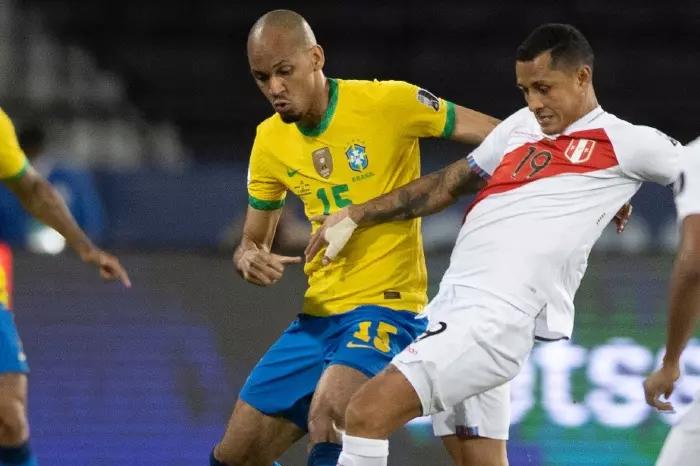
[305,208,358,265]
[81,248,131,288]
[643,363,680,412]
[235,244,302,286]
[613,203,633,234]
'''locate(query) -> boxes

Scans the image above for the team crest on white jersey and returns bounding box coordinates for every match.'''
[564,138,596,164]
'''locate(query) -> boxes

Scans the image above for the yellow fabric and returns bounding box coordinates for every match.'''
[0,108,27,181]
[248,78,452,316]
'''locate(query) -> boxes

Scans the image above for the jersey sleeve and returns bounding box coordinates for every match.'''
[614,126,682,186]
[674,138,700,221]
[380,80,455,139]
[466,108,527,178]
[0,108,28,181]
[247,126,287,210]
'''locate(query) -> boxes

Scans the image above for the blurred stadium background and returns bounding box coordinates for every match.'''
[0,0,698,464]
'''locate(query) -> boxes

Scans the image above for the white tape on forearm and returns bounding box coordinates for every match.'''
[323,217,358,260]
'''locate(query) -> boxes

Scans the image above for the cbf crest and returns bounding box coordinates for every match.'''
[312,147,333,178]
[345,144,369,172]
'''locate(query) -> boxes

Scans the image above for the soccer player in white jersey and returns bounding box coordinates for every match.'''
[305,23,682,465]
[643,137,700,466]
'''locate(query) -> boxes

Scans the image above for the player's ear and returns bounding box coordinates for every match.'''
[311,45,325,71]
[577,65,592,89]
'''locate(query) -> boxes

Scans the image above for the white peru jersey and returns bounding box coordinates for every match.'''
[675,138,700,221]
[441,106,681,340]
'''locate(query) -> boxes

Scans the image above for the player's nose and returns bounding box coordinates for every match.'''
[269,76,286,96]
[526,95,544,112]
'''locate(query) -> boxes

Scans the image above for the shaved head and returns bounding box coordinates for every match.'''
[247,9,317,54]
[247,10,327,125]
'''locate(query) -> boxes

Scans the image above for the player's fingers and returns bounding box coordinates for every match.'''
[249,260,283,281]
[305,230,326,262]
[109,262,132,288]
[273,254,303,265]
[243,268,273,286]
[309,214,327,224]
[654,400,675,412]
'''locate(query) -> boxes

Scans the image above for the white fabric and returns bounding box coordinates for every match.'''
[392,285,535,417]
[324,216,358,260]
[656,394,700,466]
[675,137,700,221]
[431,381,511,440]
[337,434,388,466]
[447,106,682,339]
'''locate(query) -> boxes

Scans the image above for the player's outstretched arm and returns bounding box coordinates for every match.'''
[643,214,700,411]
[449,105,500,146]
[234,206,302,286]
[305,158,484,263]
[4,167,131,287]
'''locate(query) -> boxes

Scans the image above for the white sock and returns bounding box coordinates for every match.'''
[337,434,389,466]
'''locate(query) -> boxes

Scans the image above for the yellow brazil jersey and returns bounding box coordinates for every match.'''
[247,78,455,317]
[0,108,28,182]
[0,107,26,310]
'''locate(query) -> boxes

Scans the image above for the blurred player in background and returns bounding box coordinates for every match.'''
[307,24,678,466]
[209,9,499,466]
[644,137,700,466]
[0,108,130,466]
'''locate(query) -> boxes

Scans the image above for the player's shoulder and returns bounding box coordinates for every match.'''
[493,107,534,134]
[601,114,680,153]
[336,78,418,102]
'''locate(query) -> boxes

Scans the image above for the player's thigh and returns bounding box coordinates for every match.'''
[0,373,29,443]
[216,399,304,464]
[441,435,507,466]
[307,364,368,442]
[238,317,325,430]
[0,309,30,441]
[656,398,700,466]
[434,383,510,466]
[393,286,535,415]
[344,364,424,438]
[320,307,426,436]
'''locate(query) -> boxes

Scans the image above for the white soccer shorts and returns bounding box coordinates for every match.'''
[656,394,700,466]
[392,284,537,440]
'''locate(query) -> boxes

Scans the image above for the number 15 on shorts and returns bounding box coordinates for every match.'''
[347,321,398,353]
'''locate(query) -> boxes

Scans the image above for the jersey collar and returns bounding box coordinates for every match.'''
[296,78,338,137]
[542,105,605,139]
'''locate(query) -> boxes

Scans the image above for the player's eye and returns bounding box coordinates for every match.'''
[538,85,550,94]
[254,73,269,82]
[278,66,293,76]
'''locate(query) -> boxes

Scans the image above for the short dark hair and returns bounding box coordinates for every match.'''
[516,23,594,71]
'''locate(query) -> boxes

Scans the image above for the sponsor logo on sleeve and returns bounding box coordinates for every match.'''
[417,88,440,111]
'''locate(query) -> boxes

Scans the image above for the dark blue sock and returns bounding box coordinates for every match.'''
[0,442,37,466]
[307,442,342,466]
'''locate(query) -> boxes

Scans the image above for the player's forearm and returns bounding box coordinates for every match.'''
[450,105,500,145]
[349,159,484,226]
[662,254,700,366]
[14,175,96,259]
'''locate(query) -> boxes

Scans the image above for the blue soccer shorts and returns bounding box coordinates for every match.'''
[0,307,29,374]
[239,305,426,430]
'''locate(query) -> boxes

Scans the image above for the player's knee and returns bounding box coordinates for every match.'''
[0,398,29,446]
[344,393,381,435]
[308,410,339,444]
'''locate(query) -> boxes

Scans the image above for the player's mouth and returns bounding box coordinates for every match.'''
[273,101,291,112]
[536,114,556,126]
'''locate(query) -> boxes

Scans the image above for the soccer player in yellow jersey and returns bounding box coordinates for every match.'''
[0,109,130,466]
[209,10,498,466]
